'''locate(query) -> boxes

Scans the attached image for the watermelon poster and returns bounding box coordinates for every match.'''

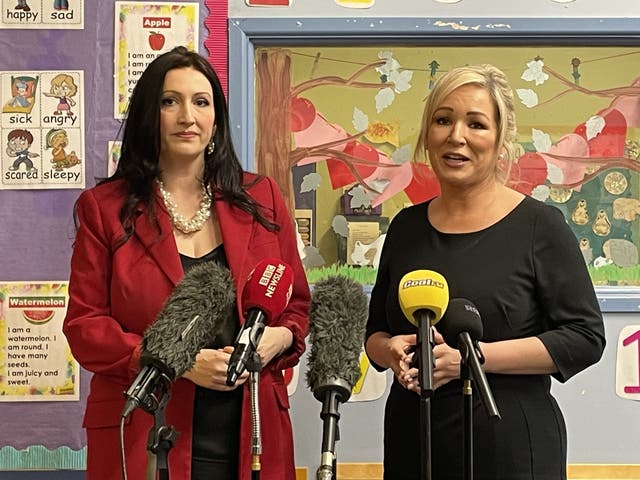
[0,282,79,401]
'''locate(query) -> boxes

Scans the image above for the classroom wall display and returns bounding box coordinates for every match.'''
[615,325,640,400]
[245,0,292,6]
[1,70,85,190]
[0,1,213,470]
[113,1,199,118]
[0,281,79,402]
[1,0,84,29]
[249,44,640,289]
[227,18,640,472]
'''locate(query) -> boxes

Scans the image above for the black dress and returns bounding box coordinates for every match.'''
[180,246,243,480]
[366,196,605,480]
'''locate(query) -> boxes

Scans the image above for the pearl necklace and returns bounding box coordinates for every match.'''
[156,179,212,234]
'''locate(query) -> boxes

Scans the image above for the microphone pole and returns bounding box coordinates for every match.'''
[438,298,501,480]
[459,333,500,421]
[459,335,500,480]
[316,380,351,480]
[398,270,449,480]
[460,362,472,480]
[144,378,177,480]
[247,351,263,480]
[414,309,436,480]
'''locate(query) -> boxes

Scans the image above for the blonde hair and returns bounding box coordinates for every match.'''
[414,64,519,181]
[50,74,78,96]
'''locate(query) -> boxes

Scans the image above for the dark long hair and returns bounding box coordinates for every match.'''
[103,46,277,243]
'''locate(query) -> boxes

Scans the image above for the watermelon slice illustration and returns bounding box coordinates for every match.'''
[22,310,55,325]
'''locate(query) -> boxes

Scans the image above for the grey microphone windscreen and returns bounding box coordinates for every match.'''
[142,261,236,378]
[306,275,368,400]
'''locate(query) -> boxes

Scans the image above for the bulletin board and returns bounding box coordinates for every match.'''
[0,0,225,470]
[227,20,640,471]
[229,17,640,311]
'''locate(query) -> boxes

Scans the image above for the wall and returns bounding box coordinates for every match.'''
[0,0,638,479]
[229,0,636,18]
[0,1,212,478]
[226,0,640,475]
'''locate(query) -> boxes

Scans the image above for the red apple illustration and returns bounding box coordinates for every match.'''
[573,108,627,158]
[404,162,441,204]
[148,31,166,51]
[290,97,316,132]
[508,152,548,195]
[326,141,379,189]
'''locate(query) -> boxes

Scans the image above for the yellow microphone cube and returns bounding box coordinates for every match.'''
[398,270,449,325]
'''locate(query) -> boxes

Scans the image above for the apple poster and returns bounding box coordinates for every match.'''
[113,2,199,118]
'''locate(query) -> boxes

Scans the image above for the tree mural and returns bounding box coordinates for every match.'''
[253,46,640,284]
[254,48,439,216]
[510,58,640,283]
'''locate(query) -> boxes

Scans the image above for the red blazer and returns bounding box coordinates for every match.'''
[63,174,310,480]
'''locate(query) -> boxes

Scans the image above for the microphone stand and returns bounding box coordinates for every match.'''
[414,309,436,480]
[315,378,351,480]
[246,352,263,480]
[460,363,473,480]
[144,377,178,480]
[457,337,501,480]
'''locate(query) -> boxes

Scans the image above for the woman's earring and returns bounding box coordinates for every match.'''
[207,138,215,155]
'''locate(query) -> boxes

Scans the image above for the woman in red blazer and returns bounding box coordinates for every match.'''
[63,47,310,480]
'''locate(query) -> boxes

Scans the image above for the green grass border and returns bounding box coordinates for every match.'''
[305,264,378,285]
[0,446,86,470]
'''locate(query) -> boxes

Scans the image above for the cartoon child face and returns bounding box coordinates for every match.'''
[51,132,68,149]
[7,136,29,154]
[53,82,70,97]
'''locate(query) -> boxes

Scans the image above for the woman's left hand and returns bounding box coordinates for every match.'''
[182,346,249,391]
[433,330,461,389]
[401,329,462,393]
[256,326,292,367]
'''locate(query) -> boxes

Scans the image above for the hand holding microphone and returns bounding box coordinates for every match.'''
[226,258,294,387]
[397,270,449,397]
[122,261,236,418]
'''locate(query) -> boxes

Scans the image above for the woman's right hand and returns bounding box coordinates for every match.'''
[385,334,418,389]
[182,346,249,391]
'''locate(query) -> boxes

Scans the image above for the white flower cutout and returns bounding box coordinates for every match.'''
[389,69,413,93]
[521,59,549,86]
[368,178,390,194]
[376,51,400,77]
[391,144,412,164]
[532,128,552,153]
[349,185,375,208]
[332,215,349,237]
[374,51,413,112]
[516,88,539,108]
[300,172,322,193]
[585,115,605,141]
[375,87,395,113]
[531,184,550,202]
[546,162,563,184]
[353,107,369,132]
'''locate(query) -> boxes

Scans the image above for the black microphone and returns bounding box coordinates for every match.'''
[306,275,368,480]
[226,258,294,386]
[122,261,236,418]
[437,298,501,420]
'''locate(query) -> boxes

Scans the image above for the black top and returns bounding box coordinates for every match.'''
[366,196,605,480]
[180,246,242,475]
